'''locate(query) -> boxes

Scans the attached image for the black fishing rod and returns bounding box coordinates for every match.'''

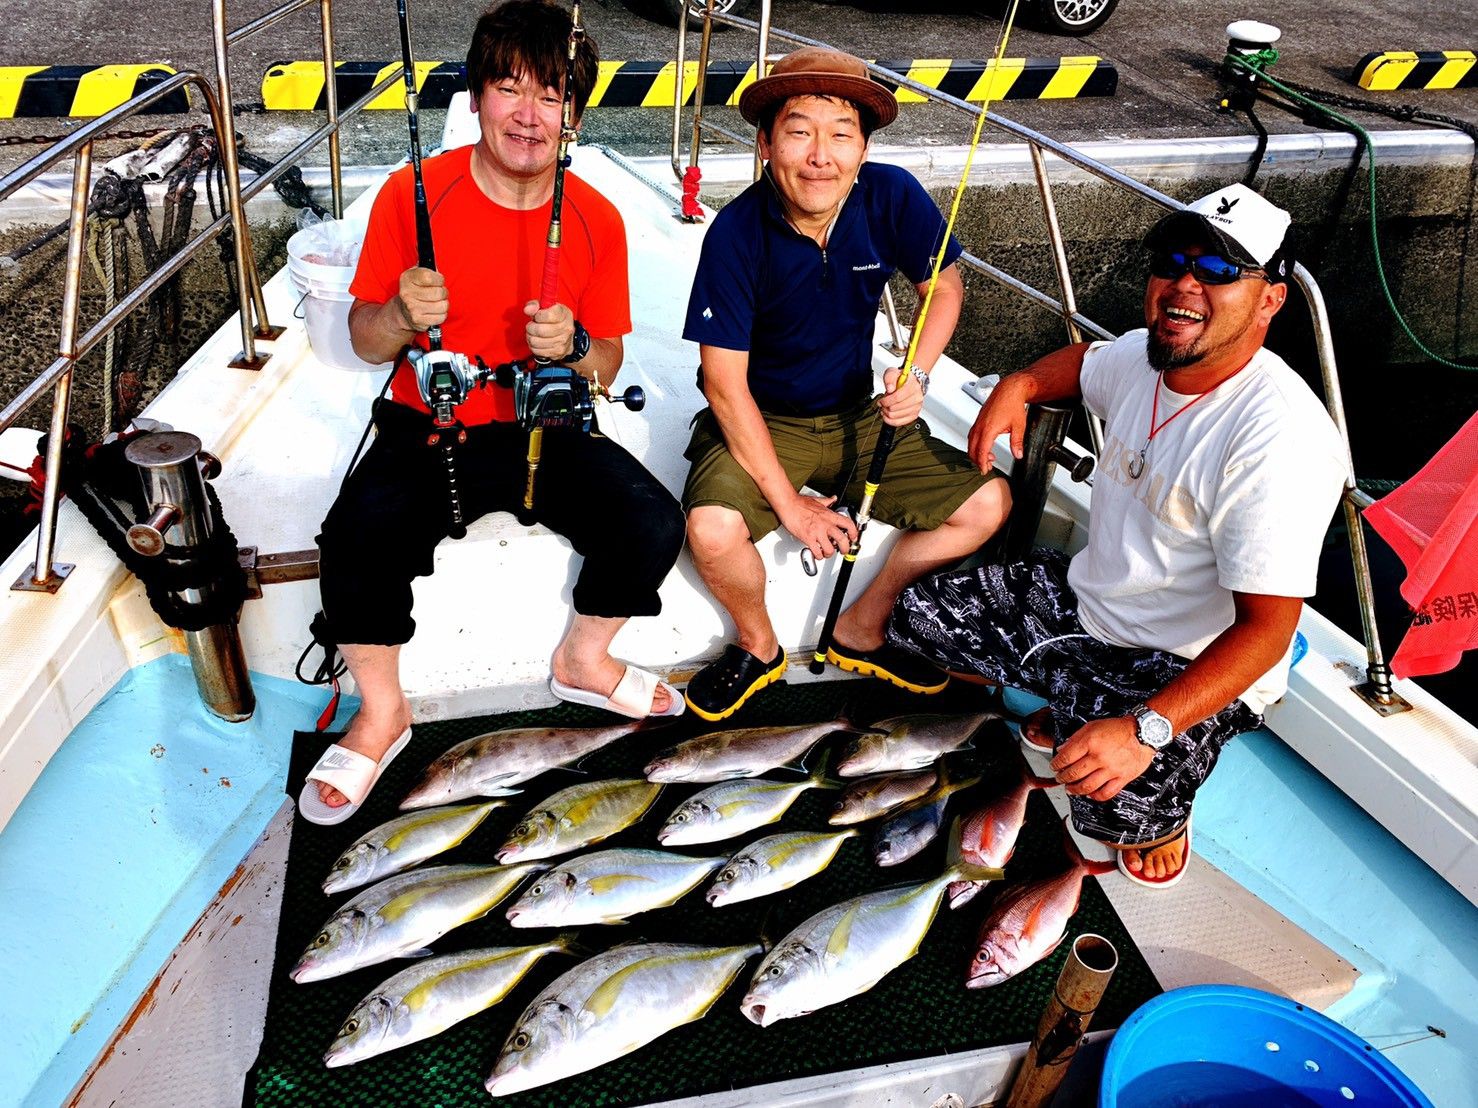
[397,0,468,538]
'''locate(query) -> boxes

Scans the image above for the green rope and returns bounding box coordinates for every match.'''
[1226,52,1475,372]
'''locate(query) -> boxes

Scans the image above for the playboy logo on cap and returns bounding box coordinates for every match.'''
[1183,183,1290,267]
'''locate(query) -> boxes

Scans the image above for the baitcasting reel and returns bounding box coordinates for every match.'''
[407,346,483,429]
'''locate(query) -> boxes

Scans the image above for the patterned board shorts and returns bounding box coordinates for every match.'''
[887,548,1262,845]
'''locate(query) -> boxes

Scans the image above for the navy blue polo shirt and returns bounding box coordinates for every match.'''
[683,162,963,416]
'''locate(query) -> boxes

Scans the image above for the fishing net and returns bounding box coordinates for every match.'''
[246,678,1160,1107]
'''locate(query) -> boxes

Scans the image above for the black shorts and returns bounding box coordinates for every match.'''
[887,548,1262,845]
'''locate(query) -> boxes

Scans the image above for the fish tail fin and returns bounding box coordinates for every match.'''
[550,932,591,958]
[809,749,843,790]
[1059,815,1117,876]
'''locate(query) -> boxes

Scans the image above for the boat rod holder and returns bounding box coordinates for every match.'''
[124,431,255,723]
[1000,403,1094,564]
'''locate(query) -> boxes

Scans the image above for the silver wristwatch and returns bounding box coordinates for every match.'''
[909,365,930,397]
[1129,703,1174,750]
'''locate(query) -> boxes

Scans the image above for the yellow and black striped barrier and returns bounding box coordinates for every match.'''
[1354,51,1478,91]
[0,64,188,118]
[261,56,1116,111]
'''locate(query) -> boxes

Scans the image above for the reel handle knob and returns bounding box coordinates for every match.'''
[615,385,645,412]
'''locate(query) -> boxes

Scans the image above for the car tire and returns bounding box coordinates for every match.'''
[1029,0,1119,36]
[649,0,745,29]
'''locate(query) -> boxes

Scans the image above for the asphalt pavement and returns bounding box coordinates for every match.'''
[3,0,1476,170]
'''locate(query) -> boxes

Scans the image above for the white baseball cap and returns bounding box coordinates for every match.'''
[1146,183,1292,276]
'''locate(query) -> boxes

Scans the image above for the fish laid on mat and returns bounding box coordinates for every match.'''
[740,823,1002,1026]
[322,802,502,894]
[323,938,576,1066]
[486,941,762,1096]
[967,829,1116,988]
[400,723,640,809]
[828,766,940,826]
[706,829,858,906]
[836,712,996,777]
[290,862,545,983]
[505,848,725,926]
[497,779,664,863]
[644,720,856,783]
[871,771,980,867]
[948,761,1058,909]
[657,760,836,846]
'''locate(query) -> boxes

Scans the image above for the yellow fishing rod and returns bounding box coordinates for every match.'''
[810,1,1023,675]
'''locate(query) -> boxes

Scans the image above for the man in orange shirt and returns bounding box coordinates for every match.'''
[302,1,684,825]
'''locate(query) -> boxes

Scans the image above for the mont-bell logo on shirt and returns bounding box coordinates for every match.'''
[702,306,714,320]
[852,261,882,272]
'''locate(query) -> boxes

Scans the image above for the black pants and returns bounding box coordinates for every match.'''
[888,549,1262,845]
[318,401,685,646]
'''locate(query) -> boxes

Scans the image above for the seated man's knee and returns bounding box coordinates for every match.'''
[686,504,750,559]
[953,478,1012,539]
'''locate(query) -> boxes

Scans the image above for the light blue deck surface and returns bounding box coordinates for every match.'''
[0,656,329,1108]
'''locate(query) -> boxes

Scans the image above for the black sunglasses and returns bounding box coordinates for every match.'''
[1149,250,1267,286]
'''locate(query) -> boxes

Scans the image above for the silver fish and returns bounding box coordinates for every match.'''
[828,766,940,825]
[486,941,761,1096]
[644,720,853,783]
[741,835,1003,1026]
[872,773,980,867]
[400,723,639,809]
[949,761,1057,909]
[836,712,996,777]
[657,761,835,846]
[291,862,545,983]
[505,848,725,927]
[323,938,575,1067]
[322,802,501,895]
[497,778,663,863]
[707,829,858,907]
[967,832,1116,988]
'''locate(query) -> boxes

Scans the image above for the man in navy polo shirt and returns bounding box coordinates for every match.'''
[679,46,1011,721]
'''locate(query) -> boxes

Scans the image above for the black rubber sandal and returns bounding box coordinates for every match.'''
[683,644,788,722]
[825,640,949,694]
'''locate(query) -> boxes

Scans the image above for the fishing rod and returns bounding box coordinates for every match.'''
[515,0,645,519]
[808,1,1024,675]
[396,0,472,539]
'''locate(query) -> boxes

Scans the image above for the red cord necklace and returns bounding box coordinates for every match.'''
[1128,376,1215,479]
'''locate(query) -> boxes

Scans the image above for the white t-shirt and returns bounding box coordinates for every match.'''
[1068,329,1349,713]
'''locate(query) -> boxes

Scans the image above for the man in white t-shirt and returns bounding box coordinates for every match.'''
[889,184,1349,889]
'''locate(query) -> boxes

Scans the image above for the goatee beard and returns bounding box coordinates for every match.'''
[1147,331,1202,372]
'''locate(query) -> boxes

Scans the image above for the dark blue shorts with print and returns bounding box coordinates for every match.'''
[887,548,1261,845]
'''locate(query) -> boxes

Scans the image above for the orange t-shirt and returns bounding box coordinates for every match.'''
[349,145,632,425]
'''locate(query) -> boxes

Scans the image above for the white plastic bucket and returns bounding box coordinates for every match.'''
[287,222,385,371]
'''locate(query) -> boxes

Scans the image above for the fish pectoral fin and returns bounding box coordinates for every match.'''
[405,947,435,959]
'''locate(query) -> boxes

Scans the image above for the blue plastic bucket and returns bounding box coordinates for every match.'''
[1100,985,1433,1107]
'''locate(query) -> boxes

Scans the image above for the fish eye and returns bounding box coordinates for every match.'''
[342,1018,359,1034]
[332,857,350,870]
[511,1031,531,1050]
[530,884,544,896]
[878,840,892,852]
[513,822,531,836]
[719,868,735,882]
[313,931,330,947]
[767,965,784,978]
[675,811,690,823]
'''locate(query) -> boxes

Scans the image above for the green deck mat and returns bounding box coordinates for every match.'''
[246,679,1160,1106]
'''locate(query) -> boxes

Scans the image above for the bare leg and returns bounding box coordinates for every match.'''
[317,642,413,809]
[833,480,1010,650]
[551,614,672,713]
[686,505,781,662]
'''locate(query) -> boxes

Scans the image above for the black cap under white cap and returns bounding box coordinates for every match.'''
[1146,183,1293,274]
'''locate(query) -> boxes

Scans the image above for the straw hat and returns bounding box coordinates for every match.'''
[738,46,899,131]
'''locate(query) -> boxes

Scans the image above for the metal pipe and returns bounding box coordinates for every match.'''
[957,251,1114,340]
[1005,934,1118,1108]
[1001,403,1076,562]
[225,0,317,46]
[879,284,907,356]
[1295,264,1402,709]
[670,0,689,180]
[691,120,754,149]
[685,0,719,195]
[319,0,343,219]
[21,144,92,592]
[211,0,271,365]
[752,0,772,182]
[125,431,255,722]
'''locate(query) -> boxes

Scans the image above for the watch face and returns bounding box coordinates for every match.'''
[1140,711,1174,749]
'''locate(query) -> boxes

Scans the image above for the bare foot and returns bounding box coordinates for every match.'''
[552,648,673,715]
[1120,825,1190,881]
[1021,707,1054,748]
[830,611,883,654]
[317,703,412,809]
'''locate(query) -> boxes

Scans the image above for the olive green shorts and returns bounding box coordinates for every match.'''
[682,400,1003,541]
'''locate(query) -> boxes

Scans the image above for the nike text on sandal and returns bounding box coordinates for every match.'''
[684,644,787,721]
[298,726,413,826]
[825,641,950,694]
[1118,818,1192,890]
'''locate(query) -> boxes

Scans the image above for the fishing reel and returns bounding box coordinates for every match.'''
[513,364,646,434]
[800,505,857,577]
[407,346,485,430]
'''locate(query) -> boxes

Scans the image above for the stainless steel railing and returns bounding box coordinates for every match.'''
[669,7,1403,710]
[2,0,400,596]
